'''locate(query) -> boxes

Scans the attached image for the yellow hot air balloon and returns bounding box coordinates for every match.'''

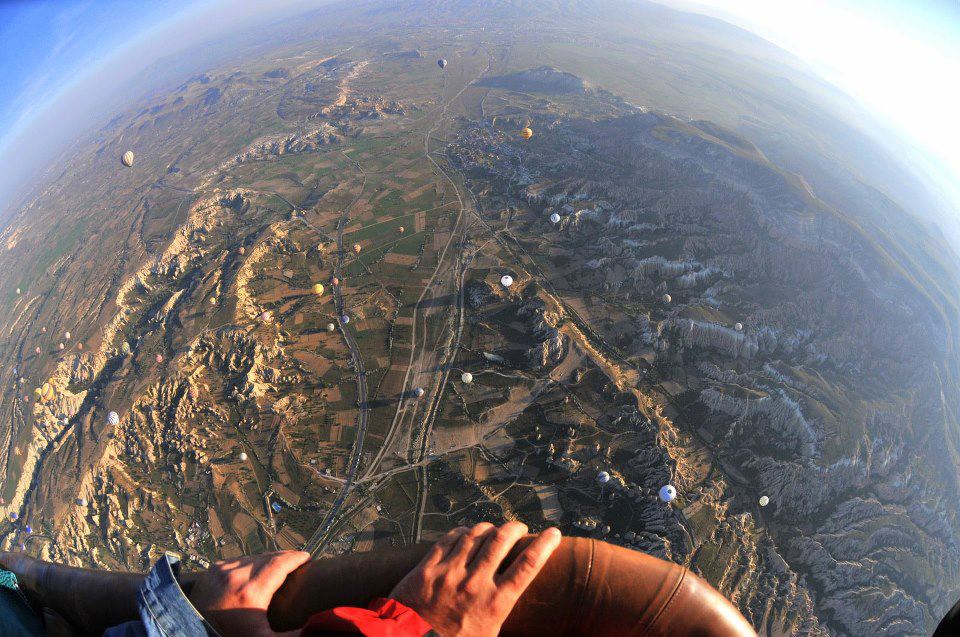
[312,283,325,297]
[520,127,533,140]
[40,383,55,403]
[121,151,135,167]
[353,243,362,254]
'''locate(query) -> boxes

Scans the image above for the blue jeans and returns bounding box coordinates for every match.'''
[0,555,214,636]
[105,554,217,637]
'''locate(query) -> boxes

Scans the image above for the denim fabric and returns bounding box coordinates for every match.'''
[103,555,216,637]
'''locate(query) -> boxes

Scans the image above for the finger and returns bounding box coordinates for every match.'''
[421,526,470,567]
[448,522,494,567]
[469,521,528,575]
[496,527,561,595]
[257,551,311,591]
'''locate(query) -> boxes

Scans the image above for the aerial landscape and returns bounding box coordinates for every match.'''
[1,1,959,635]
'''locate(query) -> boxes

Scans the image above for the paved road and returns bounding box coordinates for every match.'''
[300,156,371,555]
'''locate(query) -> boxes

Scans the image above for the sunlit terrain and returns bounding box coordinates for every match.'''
[2,2,958,635]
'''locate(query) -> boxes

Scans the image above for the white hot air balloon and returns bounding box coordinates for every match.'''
[238,452,248,462]
[659,484,677,503]
[414,387,425,398]
[16,288,21,295]
[461,372,473,384]
[107,411,120,426]
[549,212,561,224]
[65,332,71,340]
[596,471,611,484]
[661,293,672,304]
[121,151,135,167]
[734,322,743,332]
[327,323,336,332]
[759,495,770,507]
[500,275,514,288]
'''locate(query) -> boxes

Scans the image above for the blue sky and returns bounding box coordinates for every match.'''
[0,0,197,152]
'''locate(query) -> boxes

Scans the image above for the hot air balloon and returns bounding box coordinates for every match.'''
[661,293,672,303]
[107,411,120,426]
[40,383,55,403]
[398,226,405,234]
[65,332,71,340]
[34,346,41,355]
[76,497,87,507]
[461,372,473,384]
[549,212,561,224]
[353,243,362,254]
[77,343,83,350]
[734,322,743,332]
[8,512,18,522]
[16,288,21,295]
[156,354,164,363]
[342,315,350,324]
[520,127,533,140]
[121,151,135,167]
[438,58,447,69]
[238,246,246,256]
[500,275,514,288]
[659,484,677,503]
[260,311,271,322]
[24,525,32,534]
[597,471,611,484]
[121,342,131,355]
[326,323,336,332]
[312,283,325,297]
[414,387,425,398]
[759,495,770,507]
[239,452,248,462]
[58,342,65,350]
[41,327,47,334]
[331,277,340,286]
[209,297,217,305]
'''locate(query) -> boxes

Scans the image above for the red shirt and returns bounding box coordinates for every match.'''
[301,597,436,637]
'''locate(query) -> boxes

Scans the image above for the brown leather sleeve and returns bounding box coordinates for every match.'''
[3,538,756,637]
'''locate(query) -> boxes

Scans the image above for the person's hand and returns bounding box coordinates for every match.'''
[189,551,310,637]
[390,522,561,637]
